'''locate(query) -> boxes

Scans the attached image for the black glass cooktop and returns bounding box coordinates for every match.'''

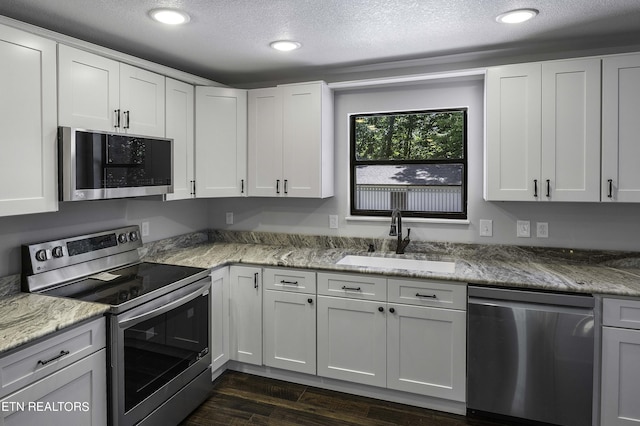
[43,262,207,306]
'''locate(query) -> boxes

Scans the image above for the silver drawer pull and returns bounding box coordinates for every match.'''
[280,280,299,286]
[416,293,437,299]
[37,350,70,367]
[342,286,362,291]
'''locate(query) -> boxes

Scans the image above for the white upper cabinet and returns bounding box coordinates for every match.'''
[485,63,541,201]
[248,87,283,197]
[195,87,247,197]
[602,53,640,202]
[485,59,601,202]
[541,59,601,202]
[0,24,57,217]
[119,64,165,137]
[248,81,334,198]
[165,78,195,201]
[58,45,165,137]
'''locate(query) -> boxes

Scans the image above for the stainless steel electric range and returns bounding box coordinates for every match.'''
[22,226,212,426]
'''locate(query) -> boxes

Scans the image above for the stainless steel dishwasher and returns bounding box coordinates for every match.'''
[467,286,595,426]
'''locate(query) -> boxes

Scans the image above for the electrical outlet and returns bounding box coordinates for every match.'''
[479,219,493,237]
[329,215,339,229]
[225,212,234,225]
[517,220,531,238]
[141,221,150,237]
[537,222,549,238]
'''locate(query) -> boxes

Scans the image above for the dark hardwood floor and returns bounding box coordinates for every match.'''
[180,371,512,426]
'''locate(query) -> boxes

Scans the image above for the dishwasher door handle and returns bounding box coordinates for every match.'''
[468,296,595,316]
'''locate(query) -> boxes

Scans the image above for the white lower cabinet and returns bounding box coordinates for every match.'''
[229,265,262,365]
[0,318,106,425]
[210,267,230,372]
[316,272,467,402]
[601,298,640,425]
[387,304,466,402]
[263,290,316,374]
[317,296,387,387]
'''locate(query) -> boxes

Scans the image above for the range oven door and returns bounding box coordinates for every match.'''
[110,278,211,426]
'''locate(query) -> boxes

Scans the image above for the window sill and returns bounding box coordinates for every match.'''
[345,216,470,225]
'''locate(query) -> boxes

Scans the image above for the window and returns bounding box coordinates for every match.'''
[350,108,467,219]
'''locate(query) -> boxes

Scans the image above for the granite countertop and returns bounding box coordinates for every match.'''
[0,293,109,355]
[3,230,640,356]
[142,232,640,297]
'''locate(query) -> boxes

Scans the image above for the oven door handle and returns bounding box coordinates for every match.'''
[118,282,209,329]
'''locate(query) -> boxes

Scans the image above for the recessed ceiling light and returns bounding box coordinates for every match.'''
[149,8,190,25]
[496,8,538,24]
[270,40,302,52]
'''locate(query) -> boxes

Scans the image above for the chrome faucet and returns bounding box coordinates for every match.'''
[389,208,411,254]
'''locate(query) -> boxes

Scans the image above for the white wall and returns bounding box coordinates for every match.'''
[209,78,640,252]
[0,197,209,277]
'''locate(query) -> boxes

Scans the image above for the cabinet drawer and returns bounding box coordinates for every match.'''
[317,273,386,301]
[0,318,105,399]
[388,278,467,310]
[263,268,316,294]
[603,298,640,329]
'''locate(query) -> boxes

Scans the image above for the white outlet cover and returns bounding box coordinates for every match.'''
[537,222,549,238]
[225,212,233,225]
[479,219,493,237]
[517,220,531,238]
[329,215,339,229]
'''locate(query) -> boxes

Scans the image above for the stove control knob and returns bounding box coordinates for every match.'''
[52,246,64,258]
[35,249,48,262]
[128,231,139,242]
[118,233,128,244]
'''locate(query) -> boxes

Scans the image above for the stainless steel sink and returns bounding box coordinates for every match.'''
[336,255,456,273]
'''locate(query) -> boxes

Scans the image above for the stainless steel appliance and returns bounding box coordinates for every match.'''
[22,226,211,426]
[58,127,174,201]
[467,286,595,426]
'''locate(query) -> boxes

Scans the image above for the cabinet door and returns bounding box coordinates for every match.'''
[485,63,542,201]
[210,268,230,372]
[229,266,262,365]
[317,296,386,387]
[541,59,601,202]
[165,78,195,201]
[195,87,247,197]
[0,25,57,217]
[263,290,316,374]
[601,326,640,425]
[119,64,165,137]
[602,54,640,202]
[387,304,466,402]
[247,87,283,196]
[0,349,106,426]
[282,82,324,198]
[58,44,120,132]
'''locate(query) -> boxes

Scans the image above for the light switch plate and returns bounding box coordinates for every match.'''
[141,221,150,237]
[329,215,339,229]
[517,220,531,238]
[479,219,493,237]
[225,212,234,225]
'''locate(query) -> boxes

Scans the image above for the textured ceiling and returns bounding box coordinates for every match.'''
[1,0,639,85]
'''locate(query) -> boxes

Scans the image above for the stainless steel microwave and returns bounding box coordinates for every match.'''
[58,127,173,201]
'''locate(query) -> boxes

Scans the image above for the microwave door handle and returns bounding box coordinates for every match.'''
[118,283,208,329]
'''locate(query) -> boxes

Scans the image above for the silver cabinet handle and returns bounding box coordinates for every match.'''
[276,179,280,194]
[342,286,361,291]
[114,109,121,128]
[37,350,70,367]
[284,179,288,194]
[533,179,538,197]
[608,179,613,198]
[123,110,130,129]
[241,179,244,194]
[280,280,299,286]
[416,293,437,298]
[254,272,259,289]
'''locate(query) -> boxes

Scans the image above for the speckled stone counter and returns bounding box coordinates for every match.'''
[141,230,640,297]
[0,293,109,355]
